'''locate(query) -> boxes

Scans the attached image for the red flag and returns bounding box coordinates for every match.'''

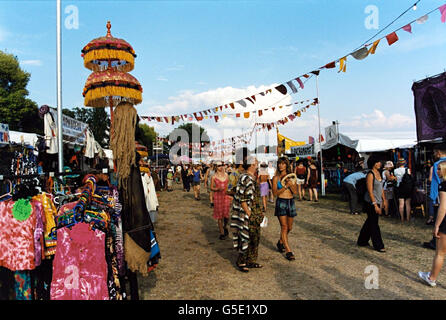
[214,115,219,122]
[258,110,263,117]
[230,103,235,109]
[402,23,412,33]
[236,113,240,118]
[324,61,336,69]
[386,32,399,46]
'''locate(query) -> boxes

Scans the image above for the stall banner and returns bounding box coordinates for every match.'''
[49,108,88,145]
[0,123,9,145]
[412,72,446,141]
[62,114,88,145]
[291,144,315,158]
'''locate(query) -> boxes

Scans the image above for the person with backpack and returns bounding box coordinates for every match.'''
[394,158,414,222]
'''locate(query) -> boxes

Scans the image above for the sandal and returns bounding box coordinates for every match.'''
[377,248,386,253]
[236,264,249,273]
[276,240,285,253]
[247,263,263,268]
[285,252,296,261]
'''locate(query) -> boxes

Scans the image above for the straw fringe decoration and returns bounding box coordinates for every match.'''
[124,233,151,276]
[110,101,137,186]
[83,49,135,72]
[84,86,142,107]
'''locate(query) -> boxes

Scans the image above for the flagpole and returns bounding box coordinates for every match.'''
[316,75,325,197]
[56,0,63,173]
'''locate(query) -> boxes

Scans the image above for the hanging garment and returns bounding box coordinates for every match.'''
[84,128,96,159]
[14,271,32,300]
[39,193,58,257]
[141,173,158,212]
[44,111,58,154]
[31,199,44,267]
[50,213,109,300]
[0,199,37,271]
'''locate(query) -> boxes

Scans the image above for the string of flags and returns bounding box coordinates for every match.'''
[140,97,318,124]
[140,3,445,127]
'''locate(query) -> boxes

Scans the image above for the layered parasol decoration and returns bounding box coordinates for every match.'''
[82,21,136,73]
[83,69,143,107]
[82,21,142,110]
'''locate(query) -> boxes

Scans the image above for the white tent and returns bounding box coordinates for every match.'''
[9,130,41,148]
[321,132,416,153]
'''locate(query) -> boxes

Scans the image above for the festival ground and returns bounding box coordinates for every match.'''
[136,182,446,300]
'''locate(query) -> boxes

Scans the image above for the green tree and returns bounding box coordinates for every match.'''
[0,50,42,134]
[138,123,157,154]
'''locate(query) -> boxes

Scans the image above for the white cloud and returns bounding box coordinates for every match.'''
[21,59,43,66]
[342,109,415,130]
[156,76,168,82]
[139,84,299,141]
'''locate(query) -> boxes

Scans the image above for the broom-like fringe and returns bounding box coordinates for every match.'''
[84,87,142,107]
[84,49,134,72]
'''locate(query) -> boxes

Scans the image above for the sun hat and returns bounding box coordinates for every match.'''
[397,158,406,165]
[384,161,394,168]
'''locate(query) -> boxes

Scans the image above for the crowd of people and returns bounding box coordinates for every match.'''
[141,143,446,286]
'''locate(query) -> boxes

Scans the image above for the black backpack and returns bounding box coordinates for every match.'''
[400,168,415,192]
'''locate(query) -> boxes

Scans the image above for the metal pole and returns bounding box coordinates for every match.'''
[316,75,325,196]
[56,0,63,173]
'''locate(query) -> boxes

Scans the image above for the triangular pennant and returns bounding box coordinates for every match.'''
[402,23,412,33]
[416,14,429,24]
[351,47,369,60]
[272,107,276,111]
[229,103,235,109]
[258,110,263,117]
[324,61,336,69]
[386,32,399,46]
[244,112,250,119]
[440,4,446,23]
[286,81,298,93]
[303,74,310,78]
[368,39,380,54]
[338,57,347,72]
[311,70,320,76]
[214,115,219,123]
[236,99,247,108]
[275,84,288,95]
[296,77,305,89]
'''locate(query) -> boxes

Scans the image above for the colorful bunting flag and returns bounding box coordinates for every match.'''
[339,57,347,73]
[296,77,305,89]
[440,4,446,23]
[368,39,380,54]
[386,32,399,46]
[402,23,412,33]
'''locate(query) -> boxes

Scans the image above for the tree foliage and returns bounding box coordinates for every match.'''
[137,123,157,154]
[0,50,42,134]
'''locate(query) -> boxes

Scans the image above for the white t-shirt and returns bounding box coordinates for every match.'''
[267,167,275,179]
[394,167,410,187]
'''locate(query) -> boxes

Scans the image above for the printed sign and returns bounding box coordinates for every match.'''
[0,123,10,145]
[290,144,315,157]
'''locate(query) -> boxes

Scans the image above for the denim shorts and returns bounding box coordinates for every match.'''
[275,198,297,217]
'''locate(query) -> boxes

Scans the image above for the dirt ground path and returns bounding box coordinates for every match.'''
[137,182,444,300]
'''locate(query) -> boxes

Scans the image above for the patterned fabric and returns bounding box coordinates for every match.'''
[230,174,264,254]
[237,215,261,266]
[105,230,122,300]
[213,177,231,220]
[40,193,57,257]
[50,211,109,300]
[228,169,241,193]
[0,200,36,271]
[31,199,44,267]
[14,271,32,300]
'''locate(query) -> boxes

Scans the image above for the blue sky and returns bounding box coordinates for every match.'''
[1,0,445,144]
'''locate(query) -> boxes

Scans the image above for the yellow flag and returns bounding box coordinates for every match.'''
[339,57,347,73]
[368,39,380,55]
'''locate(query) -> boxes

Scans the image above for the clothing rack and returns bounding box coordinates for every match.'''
[0,169,110,181]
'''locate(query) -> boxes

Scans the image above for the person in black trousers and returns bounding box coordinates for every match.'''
[357,155,387,253]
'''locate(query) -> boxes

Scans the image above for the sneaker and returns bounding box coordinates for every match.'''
[418,271,436,287]
[423,242,436,250]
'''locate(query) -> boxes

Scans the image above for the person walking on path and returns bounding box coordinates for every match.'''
[272,157,298,261]
[418,161,446,287]
[230,156,264,272]
[181,164,191,192]
[424,144,446,250]
[192,165,203,200]
[306,159,319,202]
[394,158,414,222]
[357,155,387,253]
[343,170,367,215]
[267,162,276,203]
[204,163,216,208]
[382,161,397,217]
[258,163,271,212]
[294,161,307,201]
[211,162,231,240]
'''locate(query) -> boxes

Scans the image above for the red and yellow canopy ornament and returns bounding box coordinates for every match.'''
[81,21,136,73]
[83,68,143,107]
[81,21,143,110]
